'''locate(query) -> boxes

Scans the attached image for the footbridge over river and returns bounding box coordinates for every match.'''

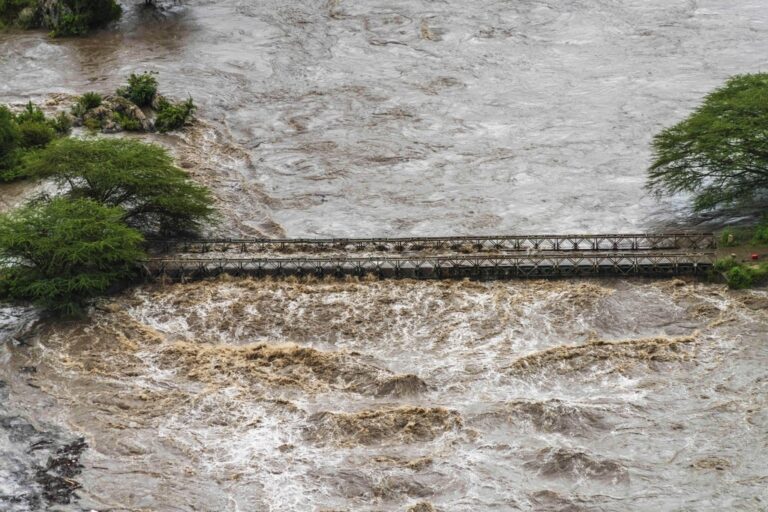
[146,233,717,281]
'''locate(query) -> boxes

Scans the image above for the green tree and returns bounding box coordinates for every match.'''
[0,198,145,316]
[647,73,768,211]
[25,138,215,236]
[0,105,20,172]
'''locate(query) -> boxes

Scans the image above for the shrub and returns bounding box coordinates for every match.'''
[117,72,158,108]
[0,105,22,179]
[0,105,20,163]
[83,116,102,131]
[0,198,145,316]
[752,219,768,244]
[713,257,738,273]
[155,97,196,133]
[726,266,754,289]
[46,0,122,37]
[79,91,102,110]
[50,111,73,135]
[14,101,46,124]
[718,228,737,247]
[24,138,216,236]
[70,101,87,118]
[17,120,56,148]
[112,111,142,131]
[0,0,37,26]
[723,262,768,289]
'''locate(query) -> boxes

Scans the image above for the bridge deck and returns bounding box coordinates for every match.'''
[146,233,716,281]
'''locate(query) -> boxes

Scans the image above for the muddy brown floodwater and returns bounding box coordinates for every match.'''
[2,278,768,510]
[1,1,768,511]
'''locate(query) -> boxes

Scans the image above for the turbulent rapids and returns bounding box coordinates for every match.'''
[2,0,768,510]
[2,277,768,510]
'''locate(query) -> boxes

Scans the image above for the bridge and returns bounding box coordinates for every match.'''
[145,233,717,281]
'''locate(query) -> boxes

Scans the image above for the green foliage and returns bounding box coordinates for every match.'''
[752,218,768,244]
[25,138,216,236]
[713,257,738,273]
[83,116,101,131]
[719,228,737,247]
[112,111,142,131]
[79,91,102,110]
[648,73,768,211]
[14,101,46,124]
[17,120,56,149]
[0,105,20,166]
[0,0,36,26]
[155,97,196,133]
[50,111,73,135]
[0,198,145,316]
[725,266,754,289]
[117,72,158,108]
[47,0,122,37]
[0,102,68,180]
[715,258,768,289]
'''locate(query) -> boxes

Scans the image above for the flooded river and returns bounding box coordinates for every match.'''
[1,0,768,510]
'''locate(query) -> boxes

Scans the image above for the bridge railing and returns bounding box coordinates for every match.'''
[149,233,716,255]
[145,251,716,280]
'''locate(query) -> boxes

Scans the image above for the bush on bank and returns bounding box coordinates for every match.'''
[0,198,145,316]
[72,73,196,133]
[0,0,122,36]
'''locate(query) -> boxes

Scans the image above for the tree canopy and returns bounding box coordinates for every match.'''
[647,73,768,211]
[25,138,215,236]
[0,198,145,316]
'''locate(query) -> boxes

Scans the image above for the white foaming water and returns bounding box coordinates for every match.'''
[0,278,761,510]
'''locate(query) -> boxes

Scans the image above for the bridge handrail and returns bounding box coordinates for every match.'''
[148,232,715,245]
[146,251,716,265]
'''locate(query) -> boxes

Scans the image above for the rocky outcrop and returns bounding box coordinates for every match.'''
[74,95,152,133]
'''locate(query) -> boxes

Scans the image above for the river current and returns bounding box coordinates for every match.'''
[1,1,767,510]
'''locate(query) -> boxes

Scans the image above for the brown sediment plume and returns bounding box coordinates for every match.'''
[41,311,164,378]
[372,455,433,471]
[306,407,462,446]
[407,502,437,512]
[160,341,427,396]
[525,448,629,483]
[691,457,732,470]
[736,293,768,312]
[137,277,614,348]
[469,399,608,435]
[508,335,697,374]
[529,490,589,511]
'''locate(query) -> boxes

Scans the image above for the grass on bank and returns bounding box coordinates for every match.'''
[714,219,768,289]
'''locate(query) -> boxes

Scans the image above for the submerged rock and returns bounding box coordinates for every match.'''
[75,94,152,132]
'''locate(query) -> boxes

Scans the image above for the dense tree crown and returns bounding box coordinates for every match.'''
[0,198,145,316]
[647,73,768,211]
[25,138,215,236]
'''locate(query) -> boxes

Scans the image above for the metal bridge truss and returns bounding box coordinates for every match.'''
[147,252,716,281]
[151,233,716,255]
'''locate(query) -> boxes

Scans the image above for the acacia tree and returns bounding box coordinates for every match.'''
[0,198,145,316]
[647,73,768,211]
[25,138,215,236]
